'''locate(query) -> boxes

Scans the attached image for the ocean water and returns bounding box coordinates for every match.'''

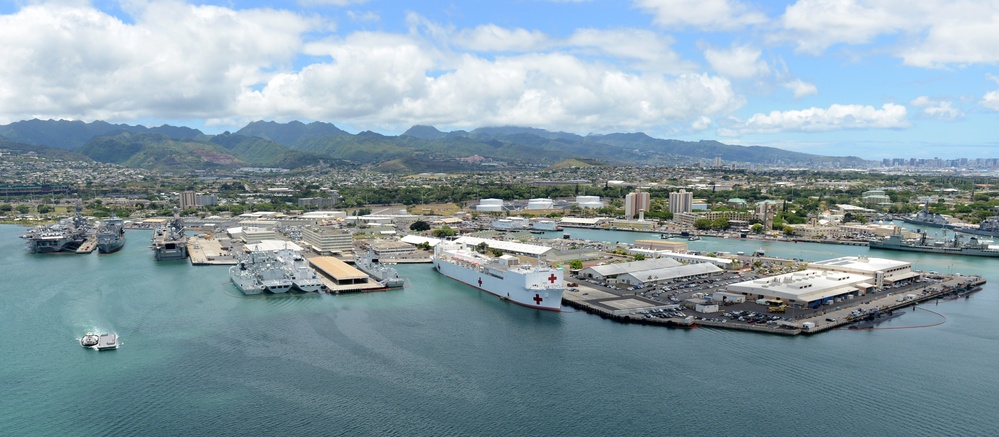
[2,225,998,436]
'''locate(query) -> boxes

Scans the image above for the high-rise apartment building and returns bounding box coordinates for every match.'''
[669,189,693,214]
[624,189,651,219]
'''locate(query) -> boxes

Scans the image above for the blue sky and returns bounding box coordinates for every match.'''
[1,0,998,159]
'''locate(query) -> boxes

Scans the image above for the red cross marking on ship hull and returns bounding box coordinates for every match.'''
[547,274,557,283]
[533,294,543,304]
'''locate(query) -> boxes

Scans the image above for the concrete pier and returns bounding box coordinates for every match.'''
[76,237,97,254]
[187,237,237,265]
[562,273,985,336]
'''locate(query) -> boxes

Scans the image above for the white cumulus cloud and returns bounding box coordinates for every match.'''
[778,0,999,67]
[238,42,744,133]
[635,0,766,30]
[703,44,769,79]
[981,91,999,111]
[979,74,999,111]
[910,96,964,120]
[0,2,315,123]
[691,115,712,131]
[0,3,746,135]
[783,79,818,98]
[720,103,909,135]
[565,28,697,74]
[454,24,549,52]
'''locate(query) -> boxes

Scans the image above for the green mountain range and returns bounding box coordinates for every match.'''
[0,119,871,172]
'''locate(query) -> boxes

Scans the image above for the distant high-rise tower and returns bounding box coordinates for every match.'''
[179,191,197,210]
[669,189,693,214]
[624,189,651,220]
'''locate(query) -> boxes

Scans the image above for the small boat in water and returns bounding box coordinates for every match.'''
[80,333,100,348]
[96,333,119,351]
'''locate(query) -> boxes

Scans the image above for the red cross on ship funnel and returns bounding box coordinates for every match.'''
[548,273,557,283]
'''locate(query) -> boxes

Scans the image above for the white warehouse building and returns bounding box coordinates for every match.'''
[726,269,874,309]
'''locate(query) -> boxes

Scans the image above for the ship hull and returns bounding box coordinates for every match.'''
[952,227,999,238]
[97,238,125,254]
[901,218,947,228]
[869,242,999,257]
[434,258,563,311]
[97,218,125,254]
[28,242,68,253]
[154,244,188,261]
[354,259,406,289]
[229,265,266,295]
[292,280,323,293]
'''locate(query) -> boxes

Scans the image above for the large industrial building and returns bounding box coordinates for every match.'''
[724,256,914,308]
[302,226,354,255]
[579,258,722,287]
[808,256,916,288]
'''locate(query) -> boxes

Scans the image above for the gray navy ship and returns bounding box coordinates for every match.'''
[19,206,92,253]
[96,215,126,254]
[354,251,405,288]
[229,248,322,294]
[901,202,952,228]
[869,229,999,257]
[951,214,999,238]
[151,209,188,261]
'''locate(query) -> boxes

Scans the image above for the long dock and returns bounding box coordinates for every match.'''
[76,237,97,254]
[562,274,985,336]
[308,256,398,293]
[187,237,237,265]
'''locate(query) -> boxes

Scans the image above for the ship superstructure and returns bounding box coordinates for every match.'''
[276,248,323,292]
[230,256,267,295]
[433,239,563,311]
[151,209,188,261]
[902,202,951,228]
[354,250,405,288]
[230,248,322,294]
[96,215,126,254]
[952,212,999,238]
[869,229,999,257]
[20,206,92,253]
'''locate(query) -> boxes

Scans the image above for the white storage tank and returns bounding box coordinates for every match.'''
[476,198,504,212]
[527,198,554,210]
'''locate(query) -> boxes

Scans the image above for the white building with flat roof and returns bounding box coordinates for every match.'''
[241,227,278,244]
[580,258,722,287]
[560,217,605,227]
[808,256,915,288]
[301,211,347,220]
[302,226,353,255]
[726,269,873,308]
[492,217,530,230]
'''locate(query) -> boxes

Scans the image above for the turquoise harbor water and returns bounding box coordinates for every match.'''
[3,224,999,436]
